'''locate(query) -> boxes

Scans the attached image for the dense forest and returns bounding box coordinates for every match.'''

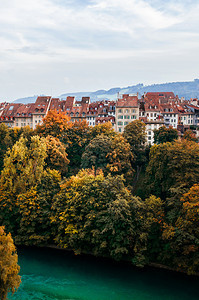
[0,110,199,295]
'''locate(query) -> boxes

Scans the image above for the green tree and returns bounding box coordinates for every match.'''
[52,169,147,264]
[65,120,91,174]
[145,140,199,199]
[81,135,112,173]
[154,126,178,144]
[0,226,21,300]
[162,184,199,274]
[123,120,146,166]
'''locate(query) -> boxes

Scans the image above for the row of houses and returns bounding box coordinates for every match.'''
[0,92,199,144]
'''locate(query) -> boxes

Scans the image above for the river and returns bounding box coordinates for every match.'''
[8,247,199,300]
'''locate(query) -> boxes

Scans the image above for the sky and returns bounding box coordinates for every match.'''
[0,0,199,101]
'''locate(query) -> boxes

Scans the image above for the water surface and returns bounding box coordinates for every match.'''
[9,247,199,300]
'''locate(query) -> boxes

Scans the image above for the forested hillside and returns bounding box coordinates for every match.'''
[0,112,199,275]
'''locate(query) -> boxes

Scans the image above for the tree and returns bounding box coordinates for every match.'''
[52,169,148,264]
[142,195,164,262]
[81,135,112,173]
[182,129,198,142]
[90,122,115,139]
[154,126,178,144]
[0,136,47,194]
[15,169,61,246]
[162,184,199,274]
[0,125,34,173]
[45,135,69,176]
[0,226,21,300]
[36,110,72,139]
[64,120,91,174]
[0,136,47,235]
[123,120,146,167]
[106,134,134,183]
[81,134,134,181]
[145,140,199,199]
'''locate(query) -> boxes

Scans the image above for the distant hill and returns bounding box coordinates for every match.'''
[60,79,199,101]
[13,95,38,103]
[12,79,199,103]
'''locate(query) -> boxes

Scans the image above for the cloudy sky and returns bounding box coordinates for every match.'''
[0,0,199,101]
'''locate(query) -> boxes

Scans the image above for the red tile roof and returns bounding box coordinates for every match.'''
[117,95,138,107]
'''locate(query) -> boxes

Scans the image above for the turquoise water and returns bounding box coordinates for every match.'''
[9,247,199,300]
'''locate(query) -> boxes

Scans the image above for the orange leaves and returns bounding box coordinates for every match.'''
[36,109,72,138]
[0,226,21,299]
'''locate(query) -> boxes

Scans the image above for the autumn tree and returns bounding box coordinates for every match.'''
[154,126,178,144]
[182,129,198,142]
[106,134,134,183]
[36,110,72,140]
[0,136,47,235]
[0,123,11,172]
[0,136,47,195]
[45,135,69,176]
[0,226,21,300]
[90,122,116,139]
[15,169,61,246]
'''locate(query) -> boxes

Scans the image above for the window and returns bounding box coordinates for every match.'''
[124,121,129,125]
[132,109,135,113]
[148,136,151,140]
[148,131,151,135]
[124,115,130,119]
[118,121,123,126]
[125,109,129,113]
[118,109,122,113]
[131,115,136,119]
[118,115,123,119]
[118,128,122,132]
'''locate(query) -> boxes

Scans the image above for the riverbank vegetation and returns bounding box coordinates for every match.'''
[0,226,21,300]
[0,113,199,276]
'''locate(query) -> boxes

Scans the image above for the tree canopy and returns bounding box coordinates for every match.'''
[154,126,178,144]
[145,139,199,199]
